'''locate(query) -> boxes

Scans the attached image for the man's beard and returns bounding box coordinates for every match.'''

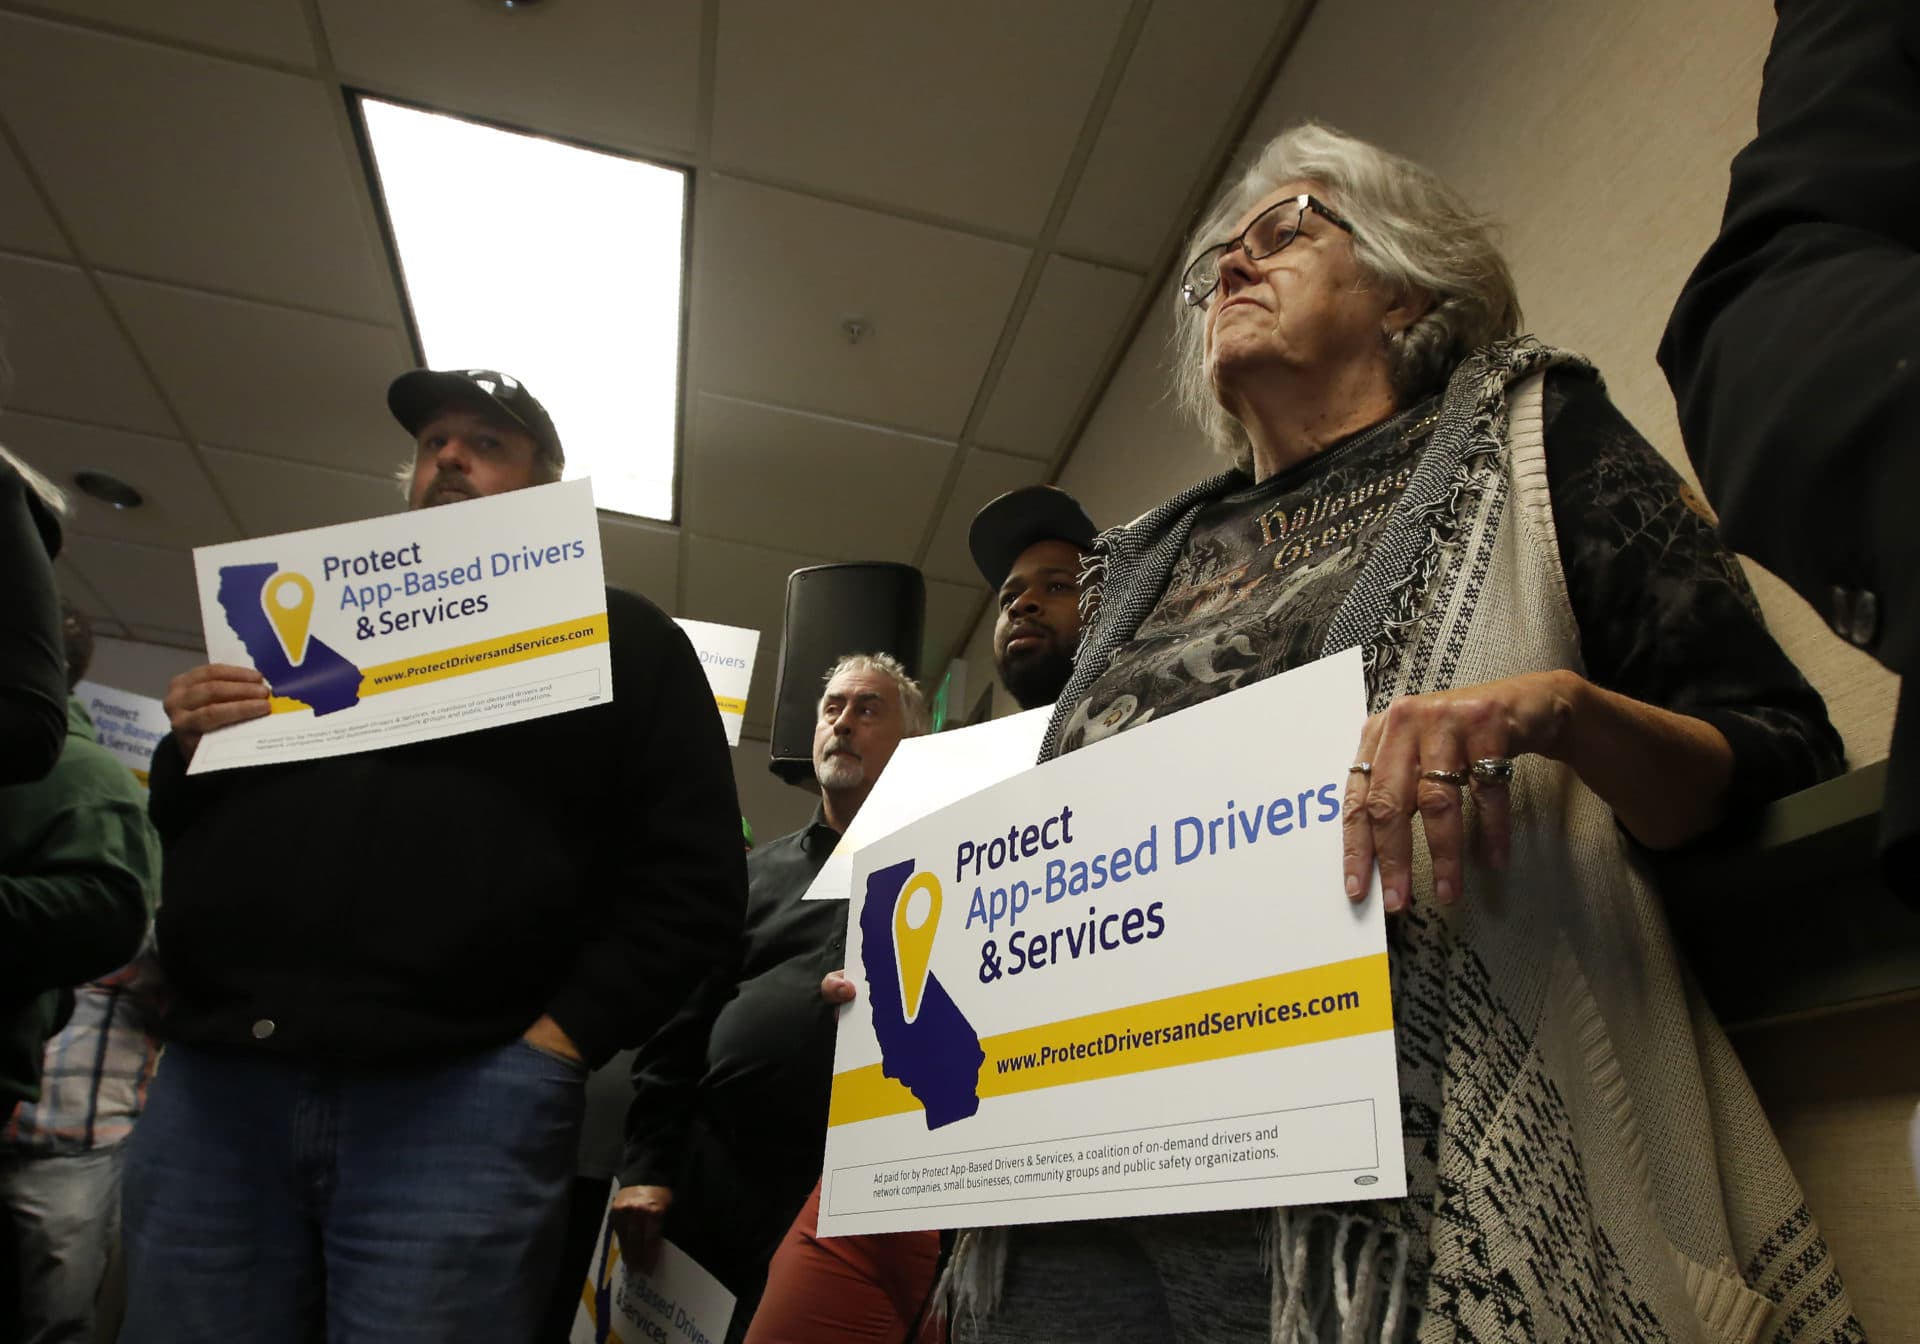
[999,645,1075,711]
[816,751,866,791]
[417,470,477,509]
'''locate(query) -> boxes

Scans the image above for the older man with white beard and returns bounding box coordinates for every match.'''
[613,653,926,1344]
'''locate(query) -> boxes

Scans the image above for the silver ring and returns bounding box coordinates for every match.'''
[1469,757,1516,783]
[1348,762,1372,776]
[1420,768,1469,787]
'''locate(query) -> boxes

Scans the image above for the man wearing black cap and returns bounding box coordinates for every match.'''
[124,370,746,1344]
[969,484,1097,711]
[739,489,1099,1343]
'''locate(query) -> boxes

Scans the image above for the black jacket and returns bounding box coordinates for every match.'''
[1659,0,1920,881]
[146,587,747,1068]
[0,458,67,787]
[621,809,844,1291]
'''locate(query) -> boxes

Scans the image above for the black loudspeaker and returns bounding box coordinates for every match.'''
[768,562,926,786]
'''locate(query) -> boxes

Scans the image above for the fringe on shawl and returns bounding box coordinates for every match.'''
[1076,534,1110,628]
[1263,1208,1414,1344]
[942,1212,1414,1344]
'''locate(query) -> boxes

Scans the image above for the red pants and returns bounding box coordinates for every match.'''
[743,1182,943,1343]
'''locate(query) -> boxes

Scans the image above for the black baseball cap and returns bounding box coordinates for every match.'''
[387,368,565,468]
[968,485,1097,591]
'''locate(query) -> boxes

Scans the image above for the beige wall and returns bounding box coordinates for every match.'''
[974,0,1900,766]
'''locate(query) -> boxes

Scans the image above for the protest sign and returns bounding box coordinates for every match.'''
[673,618,759,747]
[188,479,609,773]
[819,647,1401,1235]
[73,680,169,785]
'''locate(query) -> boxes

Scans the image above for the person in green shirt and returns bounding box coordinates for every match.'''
[0,604,156,1121]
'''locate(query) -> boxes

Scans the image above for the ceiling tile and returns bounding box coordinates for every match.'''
[124,623,204,651]
[53,557,117,624]
[103,276,414,475]
[682,532,834,745]
[599,514,679,614]
[0,15,395,320]
[199,446,400,537]
[682,393,954,564]
[975,257,1140,459]
[1057,0,1298,268]
[23,0,317,65]
[60,533,202,632]
[0,141,65,257]
[712,0,1127,235]
[919,447,1049,585]
[320,0,701,157]
[691,176,1027,437]
[0,412,239,550]
[0,253,170,432]
[923,577,984,673]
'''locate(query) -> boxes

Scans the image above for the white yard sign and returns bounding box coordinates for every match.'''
[673,618,759,747]
[188,479,610,773]
[73,680,169,785]
[819,648,1403,1236]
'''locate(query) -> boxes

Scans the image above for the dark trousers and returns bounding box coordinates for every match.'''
[120,1039,585,1344]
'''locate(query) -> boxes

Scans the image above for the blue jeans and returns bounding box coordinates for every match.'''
[0,1144,125,1344]
[120,1038,585,1344]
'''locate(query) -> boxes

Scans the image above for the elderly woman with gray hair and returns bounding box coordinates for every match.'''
[942,125,1860,1342]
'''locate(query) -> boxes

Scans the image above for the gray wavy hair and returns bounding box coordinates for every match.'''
[820,651,930,737]
[1172,122,1522,468]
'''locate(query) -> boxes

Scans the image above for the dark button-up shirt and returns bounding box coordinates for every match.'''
[621,806,845,1289]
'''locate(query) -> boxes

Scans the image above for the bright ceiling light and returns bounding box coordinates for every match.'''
[359,97,686,522]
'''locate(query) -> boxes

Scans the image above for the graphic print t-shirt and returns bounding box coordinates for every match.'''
[1056,373,1842,815]
[1059,402,1433,753]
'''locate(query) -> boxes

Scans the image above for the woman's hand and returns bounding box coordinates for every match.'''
[1343,670,1581,912]
[1342,668,1736,911]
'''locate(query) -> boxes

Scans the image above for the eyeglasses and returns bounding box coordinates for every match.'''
[1178,194,1356,307]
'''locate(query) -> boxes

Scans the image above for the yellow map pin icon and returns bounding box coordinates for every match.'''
[893,872,943,1024]
[263,571,315,665]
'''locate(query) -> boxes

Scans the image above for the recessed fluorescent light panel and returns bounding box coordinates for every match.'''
[359,97,686,522]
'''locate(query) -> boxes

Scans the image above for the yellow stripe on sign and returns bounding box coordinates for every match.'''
[715,695,748,715]
[827,952,1392,1127]
[266,614,609,713]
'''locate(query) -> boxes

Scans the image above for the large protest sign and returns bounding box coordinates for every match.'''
[188,479,609,773]
[818,647,1401,1236]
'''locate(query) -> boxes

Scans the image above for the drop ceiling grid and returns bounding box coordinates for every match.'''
[0,0,1303,666]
